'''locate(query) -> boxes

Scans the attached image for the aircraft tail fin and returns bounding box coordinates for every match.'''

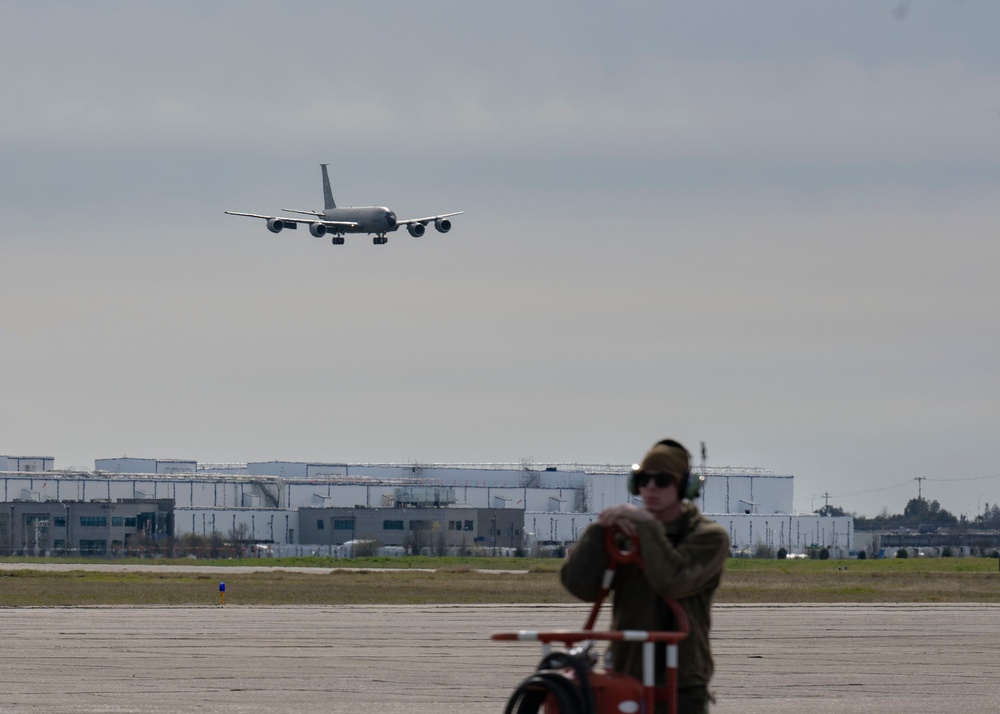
[320,164,336,210]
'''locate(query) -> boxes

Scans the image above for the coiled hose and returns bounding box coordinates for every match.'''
[503,651,596,714]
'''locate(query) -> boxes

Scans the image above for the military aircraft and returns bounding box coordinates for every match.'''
[226,164,463,246]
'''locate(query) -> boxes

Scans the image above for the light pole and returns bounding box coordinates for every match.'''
[60,502,70,556]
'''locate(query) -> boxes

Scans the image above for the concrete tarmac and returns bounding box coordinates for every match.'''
[0,603,996,713]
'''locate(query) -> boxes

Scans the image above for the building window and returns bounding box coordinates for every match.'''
[333,519,354,530]
[54,517,66,528]
[124,517,137,528]
[464,520,474,531]
[80,516,108,527]
[317,520,325,530]
[79,539,108,556]
[112,517,124,527]
[383,520,404,530]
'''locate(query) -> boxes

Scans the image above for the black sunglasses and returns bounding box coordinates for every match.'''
[634,471,675,489]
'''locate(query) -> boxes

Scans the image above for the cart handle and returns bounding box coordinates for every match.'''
[583,526,690,635]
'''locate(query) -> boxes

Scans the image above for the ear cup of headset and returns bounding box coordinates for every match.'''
[683,472,705,501]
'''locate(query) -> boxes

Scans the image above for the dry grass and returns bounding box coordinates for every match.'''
[718,559,1000,603]
[0,568,577,607]
[2,558,1000,606]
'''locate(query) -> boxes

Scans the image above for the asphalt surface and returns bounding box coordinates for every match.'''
[0,602,996,713]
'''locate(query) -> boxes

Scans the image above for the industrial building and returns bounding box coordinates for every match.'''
[0,453,853,556]
[1,499,173,556]
[298,506,525,553]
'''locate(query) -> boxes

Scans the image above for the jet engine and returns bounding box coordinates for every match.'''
[266,218,287,234]
[309,223,327,238]
[408,223,426,237]
[435,219,452,233]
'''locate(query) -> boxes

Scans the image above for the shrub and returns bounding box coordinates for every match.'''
[896,548,909,559]
[856,550,867,560]
[776,547,788,560]
[819,548,830,560]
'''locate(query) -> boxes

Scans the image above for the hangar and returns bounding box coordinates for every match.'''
[0,454,853,556]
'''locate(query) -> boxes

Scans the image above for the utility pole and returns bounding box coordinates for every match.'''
[914,476,926,501]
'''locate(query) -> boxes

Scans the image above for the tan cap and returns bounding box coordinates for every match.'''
[633,440,690,483]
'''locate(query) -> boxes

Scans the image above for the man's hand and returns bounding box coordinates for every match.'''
[597,503,654,536]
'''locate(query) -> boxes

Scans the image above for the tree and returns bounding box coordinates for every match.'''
[432,522,448,557]
[229,523,251,558]
[352,539,381,557]
[208,530,225,559]
[978,505,1000,527]
[901,497,958,527]
[178,533,210,558]
[814,504,848,517]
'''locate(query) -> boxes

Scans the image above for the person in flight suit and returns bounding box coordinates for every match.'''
[560,439,729,713]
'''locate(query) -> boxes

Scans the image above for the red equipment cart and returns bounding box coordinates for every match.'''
[493,528,689,714]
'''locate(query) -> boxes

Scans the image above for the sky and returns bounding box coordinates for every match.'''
[2,1,999,519]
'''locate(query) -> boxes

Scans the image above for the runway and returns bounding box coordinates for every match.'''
[0,603,996,713]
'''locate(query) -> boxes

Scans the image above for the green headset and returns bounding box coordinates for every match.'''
[628,439,705,501]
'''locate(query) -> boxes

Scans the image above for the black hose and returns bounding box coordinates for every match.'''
[537,652,596,714]
[502,652,595,714]
[503,672,583,714]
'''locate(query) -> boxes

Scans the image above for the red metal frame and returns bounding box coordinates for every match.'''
[493,527,689,714]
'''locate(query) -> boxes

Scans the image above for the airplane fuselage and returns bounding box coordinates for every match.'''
[323,207,398,235]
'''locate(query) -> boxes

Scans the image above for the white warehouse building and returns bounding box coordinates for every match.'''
[1,455,853,555]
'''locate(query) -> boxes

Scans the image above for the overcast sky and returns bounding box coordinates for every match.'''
[2,1,999,518]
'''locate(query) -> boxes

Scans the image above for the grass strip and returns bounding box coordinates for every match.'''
[1,558,999,606]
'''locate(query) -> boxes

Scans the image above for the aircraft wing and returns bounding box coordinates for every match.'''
[224,211,358,228]
[394,211,464,226]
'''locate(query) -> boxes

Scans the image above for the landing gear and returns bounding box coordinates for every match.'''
[331,235,345,245]
[372,235,388,245]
